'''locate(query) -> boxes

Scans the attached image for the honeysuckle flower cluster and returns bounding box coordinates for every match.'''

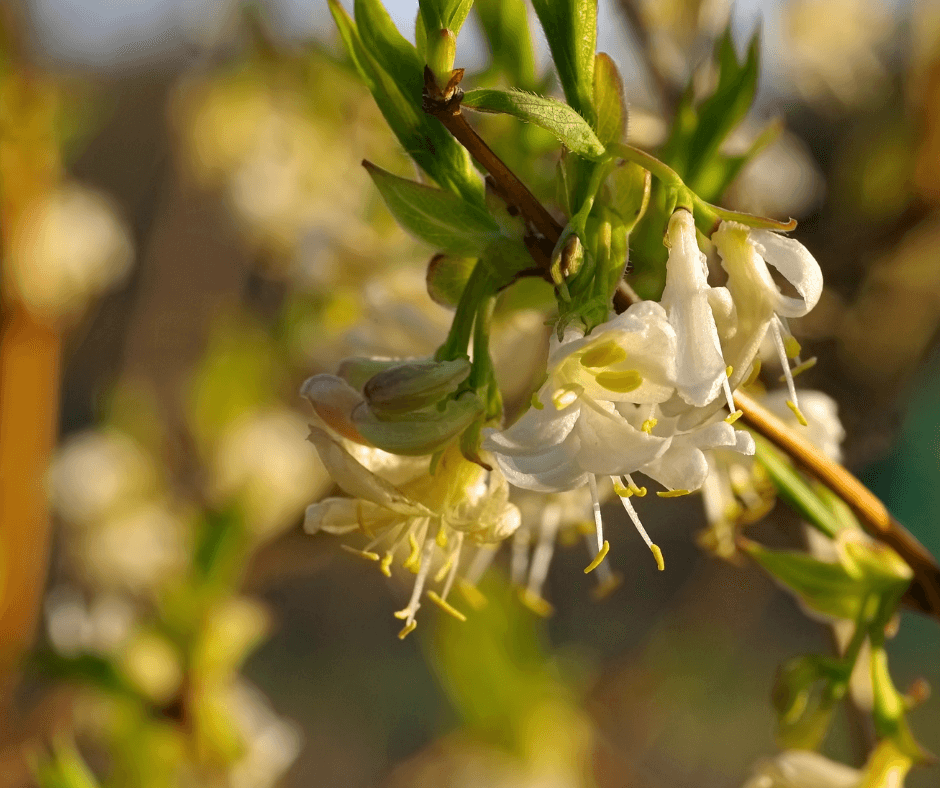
[301,207,826,632]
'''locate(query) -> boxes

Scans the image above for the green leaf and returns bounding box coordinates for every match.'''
[355,0,424,100]
[33,742,101,788]
[365,161,499,255]
[462,88,605,160]
[685,27,760,185]
[592,53,626,146]
[30,650,138,699]
[742,539,868,621]
[329,0,484,205]
[427,253,478,308]
[475,0,537,90]
[773,654,840,750]
[530,0,598,126]
[754,436,843,538]
[419,0,474,36]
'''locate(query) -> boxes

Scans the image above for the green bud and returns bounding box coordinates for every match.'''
[364,358,471,417]
[336,357,407,390]
[427,28,457,87]
[835,531,913,596]
[353,392,483,455]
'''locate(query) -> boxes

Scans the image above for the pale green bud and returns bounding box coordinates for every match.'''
[364,358,471,418]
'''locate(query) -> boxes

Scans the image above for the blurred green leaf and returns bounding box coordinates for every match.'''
[329,0,484,206]
[365,161,500,255]
[741,539,868,621]
[592,53,626,147]
[772,654,841,750]
[427,253,478,308]
[754,436,843,538]
[462,88,606,160]
[530,0,597,126]
[475,0,537,90]
[870,647,934,763]
[31,651,138,699]
[193,507,247,587]
[32,741,101,788]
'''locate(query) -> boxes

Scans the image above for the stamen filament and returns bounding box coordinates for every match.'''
[617,494,665,571]
[588,474,604,552]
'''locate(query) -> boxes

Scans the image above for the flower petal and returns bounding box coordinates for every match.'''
[751,229,823,318]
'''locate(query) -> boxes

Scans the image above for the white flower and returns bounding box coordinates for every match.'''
[484,300,754,575]
[743,750,861,788]
[660,210,731,408]
[713,221,823,423]
[304,428,520,637]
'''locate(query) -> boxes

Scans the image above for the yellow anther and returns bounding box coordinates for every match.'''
[591,572,624,600]
[784,336,802,359]
[657,489,691,498]
[552,383,583,410]
[726,365,734,377]
[724,409,744,424]
[641,418,658,434]
[397,620,417,639]
[594,369,643,393]
[531,392,544,410]
[426,591,467,622]
[613,482,633,498]
[783,357,817,380]
[580,341,628,368]
[380,552,393,577]
[434,552,455,583]
[650,543,665,571]
[435,526,448,548]
[393,608,411,620]
[457,579,488,610]
[744,358,762,387]
[519,588,554,617]
[340,545,380,562]
[584,540,610,574]
[786,400,809,427]
[632,485,647,497]
[403,533,422,573]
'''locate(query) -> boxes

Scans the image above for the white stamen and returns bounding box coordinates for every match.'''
[510,527,529,587]
[588,474,604,552]
[466,545,499,586]
[399,529,437,625]
[771,316,799,409]
[527,503,562,598]
[618,494,653,549]
[722,375,736,414]
[439,532,463,600]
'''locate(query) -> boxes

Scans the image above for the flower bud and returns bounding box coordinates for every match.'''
[353,392,483,455]
[364,357,471,417]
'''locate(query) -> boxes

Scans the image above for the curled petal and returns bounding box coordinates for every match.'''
[482,401,581,457]
[301,375,366,443]
[488,428,589,492]
[573,402,670,475]
[752,229,823,318]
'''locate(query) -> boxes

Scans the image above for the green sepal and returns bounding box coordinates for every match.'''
[461,88,606,160]
[592,52,626,146]
[364,358,472,416]
[353,392,485,455]
[530,0,598,126]
[606,161,651,230]
[364,161,499,255]
[329,0,483,205]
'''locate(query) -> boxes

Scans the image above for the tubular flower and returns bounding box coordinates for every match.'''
[483,300,754,574]
[304,428,520,638]
[659,210,733,409]
[713,221,823,425]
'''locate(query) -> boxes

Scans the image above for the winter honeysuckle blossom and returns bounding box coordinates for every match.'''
[302,374,520,637]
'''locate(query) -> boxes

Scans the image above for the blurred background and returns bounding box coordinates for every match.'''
[1,0,939,786]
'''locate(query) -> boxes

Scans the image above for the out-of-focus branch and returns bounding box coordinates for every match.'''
[735,389,940,622]
[613,0,681,116]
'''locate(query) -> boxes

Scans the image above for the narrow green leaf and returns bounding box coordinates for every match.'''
[593,53,626,146]
[329,0,484,205]
[685,28,760,185]
[462,88,605,160]
[365,161,499,255]
[742,539,868,621]
[419,0,474,35]
[355,0,424,100]
[427,253,477,308]
[530,0,597,126]
[475,0,537,90]
[754,436,843,538]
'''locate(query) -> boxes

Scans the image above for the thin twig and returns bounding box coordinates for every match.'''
[735,389,940,622]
